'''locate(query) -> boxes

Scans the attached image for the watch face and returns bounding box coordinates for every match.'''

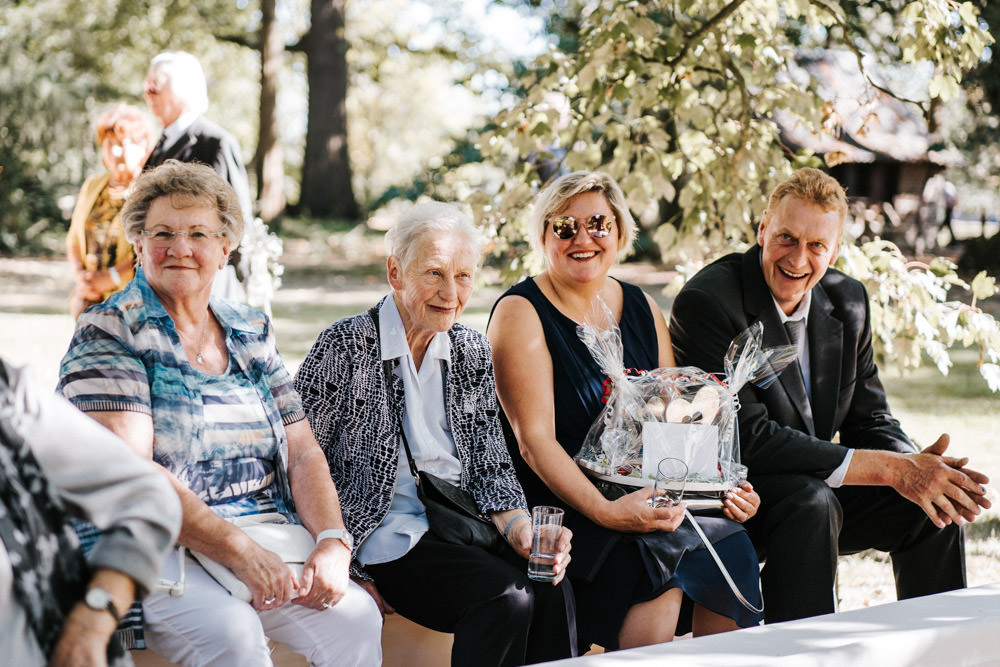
[84,587,119,622]
[86,588,113,608]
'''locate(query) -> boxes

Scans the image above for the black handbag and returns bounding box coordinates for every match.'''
[370,306,506,555]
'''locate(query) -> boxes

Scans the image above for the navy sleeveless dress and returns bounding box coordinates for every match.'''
[493,277,762,650]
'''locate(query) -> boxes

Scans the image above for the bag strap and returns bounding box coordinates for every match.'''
[683,508,763,614]
[369,304,422,481]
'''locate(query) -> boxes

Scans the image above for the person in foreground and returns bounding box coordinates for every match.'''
[67,103,157,318]
[669,167,991,623]
[58,161,382,665]
[488,171,762,652]
[1,357,180,666]
[294,201,577,667]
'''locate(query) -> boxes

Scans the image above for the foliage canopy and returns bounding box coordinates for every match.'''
[469,0,998,387]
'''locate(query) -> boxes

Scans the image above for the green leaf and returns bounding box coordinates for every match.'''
[971,272,997,301]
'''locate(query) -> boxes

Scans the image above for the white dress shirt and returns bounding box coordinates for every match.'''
[159,110,200,151]
[357,295,463,565]
[771,293,852,488]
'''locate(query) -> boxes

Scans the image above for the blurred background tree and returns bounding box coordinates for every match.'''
[0,0,997,385]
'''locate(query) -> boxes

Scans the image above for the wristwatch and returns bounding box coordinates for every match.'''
[316,528,354,552]
[84,587,121,624]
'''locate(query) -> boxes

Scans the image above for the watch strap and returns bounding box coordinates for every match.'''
[316,528,352,551]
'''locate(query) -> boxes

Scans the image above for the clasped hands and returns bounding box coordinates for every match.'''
[897,434,991,529]
[232,537,351,612]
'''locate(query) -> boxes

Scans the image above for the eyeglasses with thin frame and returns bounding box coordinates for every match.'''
[548,214,615,240]
[140,229,225,248]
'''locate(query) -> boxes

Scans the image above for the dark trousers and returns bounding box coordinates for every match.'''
[365,532,577,667]
[746,473,966,623]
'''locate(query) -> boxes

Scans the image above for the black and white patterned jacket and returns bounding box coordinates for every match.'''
[294,297,527,579]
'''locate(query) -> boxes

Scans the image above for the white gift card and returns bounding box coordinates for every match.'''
[641,422,719,479]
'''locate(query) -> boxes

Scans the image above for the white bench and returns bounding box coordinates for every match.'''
[542,581,1000,666]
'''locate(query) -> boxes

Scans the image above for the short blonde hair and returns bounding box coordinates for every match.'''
[122,160,243,248]
[384,201,486,273]
[528,171,636,260]
[762,168,848,230]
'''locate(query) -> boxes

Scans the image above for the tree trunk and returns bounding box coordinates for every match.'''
[255,0,285,223]
[301,0,359,220]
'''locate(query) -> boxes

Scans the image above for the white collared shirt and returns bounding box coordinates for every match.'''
[160,110,200,152]
[771,292,852,488]
[356,295,462,565]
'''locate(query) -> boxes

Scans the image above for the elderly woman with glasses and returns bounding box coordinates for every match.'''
[58,160,382,666]
[487,171,763,653]
[294,201,577,667]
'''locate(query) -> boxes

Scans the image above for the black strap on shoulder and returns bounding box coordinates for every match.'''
[370,303,422,481]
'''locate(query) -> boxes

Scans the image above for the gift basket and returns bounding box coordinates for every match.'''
[575,298,797,506]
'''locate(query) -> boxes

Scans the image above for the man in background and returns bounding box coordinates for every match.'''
[143,50,251,300]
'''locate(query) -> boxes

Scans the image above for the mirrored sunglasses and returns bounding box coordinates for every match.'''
[549,214,614,240]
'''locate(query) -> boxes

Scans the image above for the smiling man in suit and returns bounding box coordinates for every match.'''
[669,168,990,623]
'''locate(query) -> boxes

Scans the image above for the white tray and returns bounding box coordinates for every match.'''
[579,460,728,492]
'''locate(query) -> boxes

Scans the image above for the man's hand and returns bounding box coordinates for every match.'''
[894,434,990,528]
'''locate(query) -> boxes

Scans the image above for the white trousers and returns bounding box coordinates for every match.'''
[142,552,382,666]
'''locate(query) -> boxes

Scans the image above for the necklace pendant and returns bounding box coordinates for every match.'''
[196,352,205,364]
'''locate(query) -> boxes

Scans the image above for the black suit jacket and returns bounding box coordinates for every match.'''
[146,116,252,222]
[669,245,915,478]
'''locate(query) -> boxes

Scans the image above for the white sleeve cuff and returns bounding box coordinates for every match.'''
[824,449,854,488]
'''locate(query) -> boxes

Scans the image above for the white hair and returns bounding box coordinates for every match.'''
[384,201,486,273]
[149,51,209,116]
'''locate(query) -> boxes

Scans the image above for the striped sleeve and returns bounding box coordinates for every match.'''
[259,316,305,425]
[58,309,152,416]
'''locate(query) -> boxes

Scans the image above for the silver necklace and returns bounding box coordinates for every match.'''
[180,317,211,365]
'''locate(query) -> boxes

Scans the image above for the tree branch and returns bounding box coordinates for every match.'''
[667,0,752,68]
[809,0,931,115]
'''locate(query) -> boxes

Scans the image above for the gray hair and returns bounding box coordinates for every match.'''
[149,51,209,117]
[122,160,243,249]
[527,170,636,260]
[384,201,486,273]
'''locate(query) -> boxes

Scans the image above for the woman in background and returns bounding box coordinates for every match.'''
[67,103,156,318]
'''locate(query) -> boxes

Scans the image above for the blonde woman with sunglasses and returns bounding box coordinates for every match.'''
[488,171,762,653]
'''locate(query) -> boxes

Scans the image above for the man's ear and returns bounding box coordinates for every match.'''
[756,217,768,246]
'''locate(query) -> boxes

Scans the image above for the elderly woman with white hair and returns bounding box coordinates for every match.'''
[294,201,577,667]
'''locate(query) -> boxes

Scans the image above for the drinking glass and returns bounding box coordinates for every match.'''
[650,457,688,508]
[528,506,564,582]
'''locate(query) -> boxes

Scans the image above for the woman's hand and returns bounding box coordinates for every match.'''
[598,486,686,533]
[293,538,351,611]
[73,270,103,301]
[508,520,573,585]
[228,539,299,612]
[49,605,117,667]
[722,482,760,523]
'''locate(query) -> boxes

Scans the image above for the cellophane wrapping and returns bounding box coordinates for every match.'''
[574,298,796,494]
